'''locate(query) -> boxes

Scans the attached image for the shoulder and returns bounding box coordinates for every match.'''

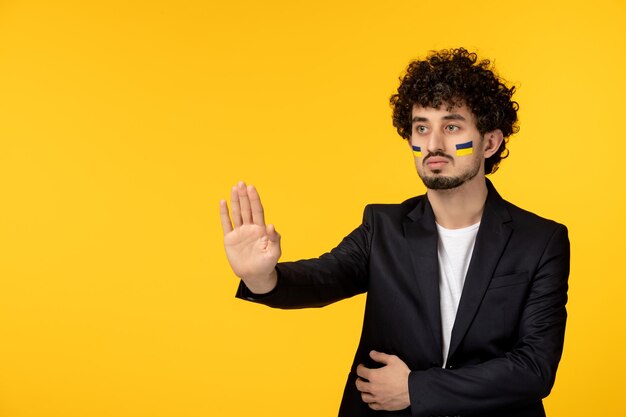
[487,179,567,235]
[496,197,569,254]
[503,199,567,233]
[363,195,426,222]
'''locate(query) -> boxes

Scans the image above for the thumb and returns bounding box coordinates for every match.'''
[266,224,281,243]
[369,350,391,365]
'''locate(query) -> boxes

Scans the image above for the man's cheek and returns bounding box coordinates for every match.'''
[455,140,473,156]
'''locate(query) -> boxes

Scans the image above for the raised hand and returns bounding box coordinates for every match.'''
[220,182,280,294]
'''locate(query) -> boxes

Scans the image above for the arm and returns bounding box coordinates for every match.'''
[235,206,373,309]
[407,224,570,416]
[222,182,372,308]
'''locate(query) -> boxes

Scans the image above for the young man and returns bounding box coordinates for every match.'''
[219,48,569,416]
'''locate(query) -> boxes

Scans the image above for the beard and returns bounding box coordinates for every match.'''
[419,157,481,190]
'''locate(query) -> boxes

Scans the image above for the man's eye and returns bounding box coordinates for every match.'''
[416,126,428,134]
[446,125,460,132]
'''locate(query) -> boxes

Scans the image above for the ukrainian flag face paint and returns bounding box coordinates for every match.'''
[412,145,422,158]
[455,140,473,156]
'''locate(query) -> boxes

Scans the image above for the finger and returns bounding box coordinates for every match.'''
[360,392,376,403]
[266,224,280,242]
[370,350,391,365]
[230,186,242,227]
[237,181,253,225]
[356,364,370,380]
[355,377,371,393]
[219,200,233,235]
[247,185,266,226]
[368,402,382,411]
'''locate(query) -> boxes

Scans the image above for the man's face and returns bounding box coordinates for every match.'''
[410,103,485,190]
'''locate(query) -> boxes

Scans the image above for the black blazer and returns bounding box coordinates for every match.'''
[237,180,570,417]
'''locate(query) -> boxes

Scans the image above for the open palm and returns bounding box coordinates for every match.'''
[220,182,281,293]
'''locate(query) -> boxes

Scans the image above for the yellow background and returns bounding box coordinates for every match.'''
[0,0,624,415]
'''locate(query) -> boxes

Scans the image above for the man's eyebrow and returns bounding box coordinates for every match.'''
[411,114,467,123]
[442,114,466,121]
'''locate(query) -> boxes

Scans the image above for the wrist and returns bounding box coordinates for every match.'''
[243,269,278,294]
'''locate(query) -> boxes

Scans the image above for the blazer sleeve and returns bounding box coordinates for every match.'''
[408,223,570,417]
[235,205,373,308]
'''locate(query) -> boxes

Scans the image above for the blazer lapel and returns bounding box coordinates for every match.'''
[403,196,442,360]
[447,181,513,360]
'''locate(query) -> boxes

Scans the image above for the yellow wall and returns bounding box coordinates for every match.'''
[0,0,624,415]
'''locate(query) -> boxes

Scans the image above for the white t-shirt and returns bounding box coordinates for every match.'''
[436,221,480,367]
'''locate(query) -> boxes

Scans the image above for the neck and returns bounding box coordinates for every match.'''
[426,175,488,229]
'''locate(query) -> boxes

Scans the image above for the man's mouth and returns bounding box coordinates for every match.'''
[424,155,452,169]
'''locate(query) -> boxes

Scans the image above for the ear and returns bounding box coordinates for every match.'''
[482,129,504,158]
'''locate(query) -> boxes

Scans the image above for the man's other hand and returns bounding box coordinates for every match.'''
[356,350,411,411]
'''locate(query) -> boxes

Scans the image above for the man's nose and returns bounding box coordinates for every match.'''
[426,130,446,153]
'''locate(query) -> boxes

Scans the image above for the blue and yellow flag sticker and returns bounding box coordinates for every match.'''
[412,145,422,158]
[455,141,473,156]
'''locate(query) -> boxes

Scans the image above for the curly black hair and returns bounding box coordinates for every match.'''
[390,48,519,174]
